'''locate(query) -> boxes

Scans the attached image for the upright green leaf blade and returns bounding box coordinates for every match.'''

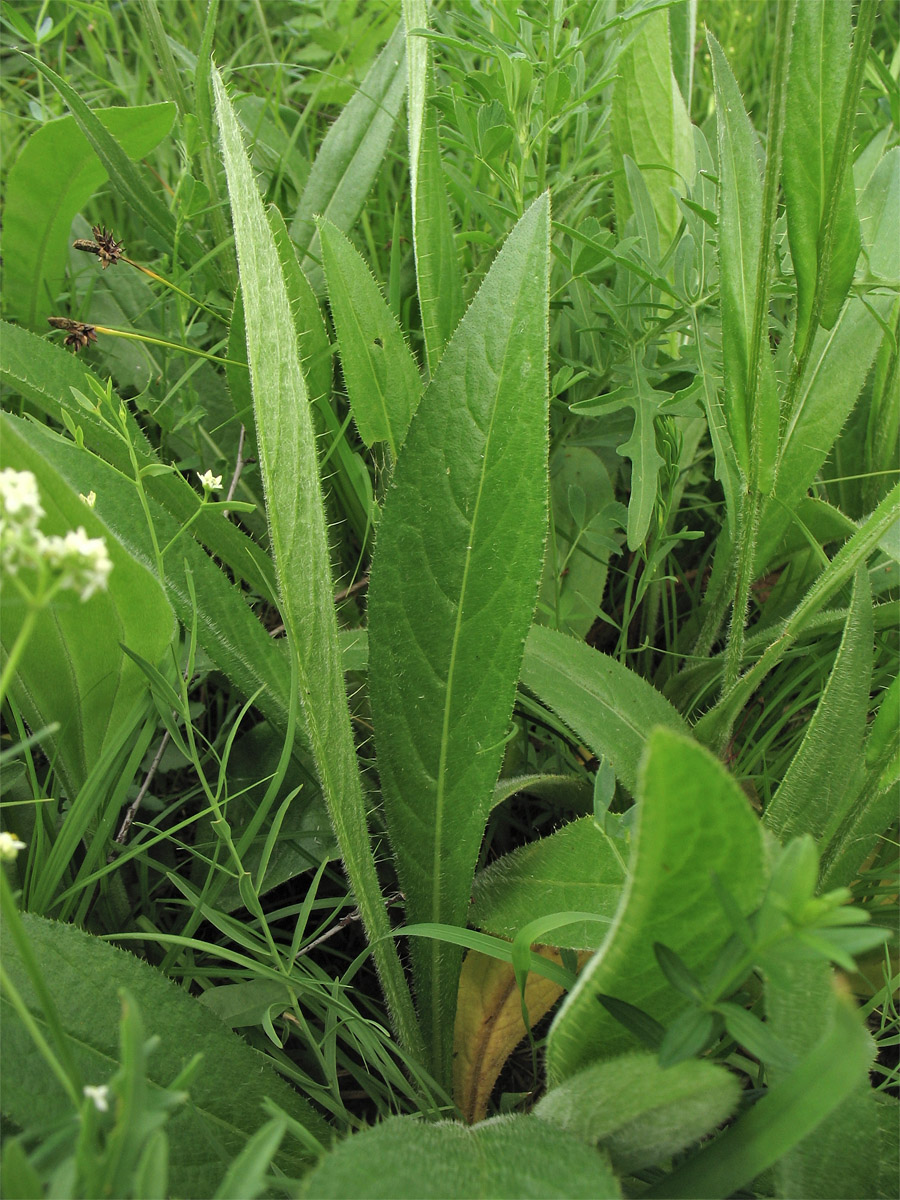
[520,625,689,795]
[403,0,464,374]
[2,104,174,329]
[764,567,873,842]
[783,0,860,352]
[289,20,407,293]
[546,729,765,1084]
[368,193,551,1086]
[212,67,420,1056]
[708,32,765,484]
[318,218,422,454]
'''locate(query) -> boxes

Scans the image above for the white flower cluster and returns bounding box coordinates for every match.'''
[0,831,26,862]
[0,469,112,601]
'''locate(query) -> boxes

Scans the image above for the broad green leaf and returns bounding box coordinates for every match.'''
[0,376,292,735]
[0,913,329,1198]
[784,0,860,353]
[318,218,422,454]
[708,32,777,487]
[403,0,463,374]
[546,729,765,1084]
[520,624,688,795]
[297,1114,620,1199]
[764,958,896,1200]
[368,193,551,1087]
[535,1052,741,1173]
[859,146,900,281]
[764,567,873,842]
[611,8,695,253]
[289,20,407,293]
[2,103,174,329]
[0,414,174,798]
[669,0,697,111]
[212,68,420,1055]
[0,321,278,602]
[19,54,207,274]
[471,817,625,951]
[212,1117,288,1200]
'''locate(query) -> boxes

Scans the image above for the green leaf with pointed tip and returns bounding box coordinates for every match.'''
[0,414,175,799]
[289,20,407,294]
[471,817,624,951]
[784,0,860,352]
[0,912,329,1199]
[611,8,695,252]
[764,567,873,843]
[403,0,464,374]
[708,32,775,487]
[520,625,689,796]
[298,1114,620,1200]
[212,66,420,1057]
[368,193,551,1087]
[318,218,422,455]
[546,728,765,1084]
[535,1052,741,1173]
[2,103,174,329]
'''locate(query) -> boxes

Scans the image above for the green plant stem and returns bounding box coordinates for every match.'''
[0,604,38,712]
[695,482,900,749]
[91,325,247,368]
[722,0,794,698]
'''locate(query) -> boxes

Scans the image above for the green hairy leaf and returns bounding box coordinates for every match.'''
[546,728,765,1084]
[368,192,551,1086]
[0,913,329,1197]
[298,1114,620,1199]
[212,64,420,1055]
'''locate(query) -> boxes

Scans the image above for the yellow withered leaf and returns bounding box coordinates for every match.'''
[452,947,587,1124]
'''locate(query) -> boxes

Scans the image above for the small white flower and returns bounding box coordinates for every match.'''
[0,831,26,862]
[42,526,113,600]
[83,1084,110,1112]
[0,469,44,527]
[198,470,223,493]
[79,491,97,508]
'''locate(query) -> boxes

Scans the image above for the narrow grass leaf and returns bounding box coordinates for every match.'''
[764,567,873,842]
[212,67,420,1055]
[3,103,174,329]
[318,218,422,454]
[784,0,859,353]
[520,625,688,795]
[546,729,765,1083]
[368,193,551,1087]
[289,20,407,293]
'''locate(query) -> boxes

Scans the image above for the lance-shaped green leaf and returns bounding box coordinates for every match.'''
[546,728,765,1084]
[520,624,689,795]
[212,67,421,1058]
[3,103,174,330]
[289,20,407,294]
[367,193,551,1087]
[764,567,873,843]
[708,33,777,488]
[318,218,422,455]
[784,0,860,354]
[403,0,464,374]
[612,7,695,253]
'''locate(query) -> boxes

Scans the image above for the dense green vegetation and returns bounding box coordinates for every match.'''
[1,1,898,1196]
